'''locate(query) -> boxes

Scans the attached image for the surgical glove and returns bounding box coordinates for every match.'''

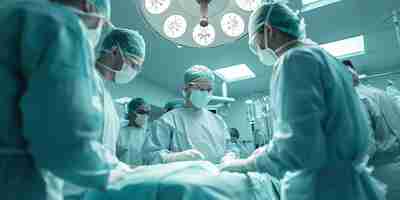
[219,157,257,173]
[107,165,134,184]
[221,152,238,163]
[107,164,148,184]
[251,145,268,157]
[163,149,205,163]
[116,161,132,171]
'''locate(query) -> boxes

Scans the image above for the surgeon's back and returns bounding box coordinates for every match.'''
[0,0,82,152]
[260,45,386,200]
[0,1,111,200]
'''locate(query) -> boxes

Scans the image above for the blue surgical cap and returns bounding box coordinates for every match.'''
[248,2,306,39]
[101,27,146,61]
[88,0,111,20]
[184,65,215,85]
[128,98,149,113]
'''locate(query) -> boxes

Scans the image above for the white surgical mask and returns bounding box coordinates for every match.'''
[134,114,148,127]
[114,63,138,84]
[190,90,211,109]
[257,47,278,66]
[254,3,279,67]
[97,62,138,84]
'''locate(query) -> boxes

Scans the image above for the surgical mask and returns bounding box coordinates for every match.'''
[134,114,148,127]
[190,90,211,109]
[114,63,138,84]
[97,62,139,84]
[257,47,278,66]
[248,3,279,67]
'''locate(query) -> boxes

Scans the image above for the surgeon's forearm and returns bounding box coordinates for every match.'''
[147,150,170,164]
[254,153,282,179]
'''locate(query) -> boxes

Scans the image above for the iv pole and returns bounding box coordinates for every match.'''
[393,10,400,47]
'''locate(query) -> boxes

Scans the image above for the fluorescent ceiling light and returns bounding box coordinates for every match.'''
[302,0,341,12]
[320,35,365,58]
[303,0,321,5]
[215,64,256,83]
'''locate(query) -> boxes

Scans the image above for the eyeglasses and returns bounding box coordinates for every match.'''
[135,109,150,115]
[116,44,143,73]
[187,83,213,93]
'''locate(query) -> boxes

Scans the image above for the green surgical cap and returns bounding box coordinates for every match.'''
[248,2,306,39]
[101,28,146,60]
[128,98,149,113]
[184,65,215,84]
[164,99,185,111]
[88,0,111,20]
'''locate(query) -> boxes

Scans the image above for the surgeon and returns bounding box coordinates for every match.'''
[164,99,185,113]
[64,26,146,200]
[143,65,237,164]
[0,0,137,200]
[117,98,151,166]
[94,27,145,159]
[220,2,386,200]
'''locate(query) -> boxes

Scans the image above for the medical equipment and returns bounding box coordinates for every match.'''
[393,9,400,47]
[137,0,258,48]
[245,96,274,148]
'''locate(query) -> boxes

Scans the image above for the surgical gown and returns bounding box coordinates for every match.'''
[254,45,386,200]
[63,70,121,200]
[356,84,400,166]
[0,1,113,199]
[143,108,234,164]
[117,125,149,166]
[232,141,254,159]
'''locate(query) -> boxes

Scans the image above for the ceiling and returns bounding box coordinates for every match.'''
[110,0,400,98]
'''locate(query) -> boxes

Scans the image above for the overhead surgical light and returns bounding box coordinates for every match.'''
[163,15,187,38]
[193,24,216,46]
[139,0,262,48]
[145,0,171,14]
[236,0,261,12]
[221,13,245,37]
[198,0,211,27]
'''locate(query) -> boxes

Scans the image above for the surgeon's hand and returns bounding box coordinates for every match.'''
[107,163,148,184]
[107,165,134,184]
[221,152,238,163]
[251,145,268,157]
[164,149,206,163]
[219,157,257,173]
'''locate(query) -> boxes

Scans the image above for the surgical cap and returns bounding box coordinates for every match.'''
[88,0,111,20]
[184,65,215,84]
[248,2,306,40]
[164,99,185,111]
[101,27,146,61]
[128,98,149,113]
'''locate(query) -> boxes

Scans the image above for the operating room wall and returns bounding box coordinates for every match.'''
[105,77,177,107]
